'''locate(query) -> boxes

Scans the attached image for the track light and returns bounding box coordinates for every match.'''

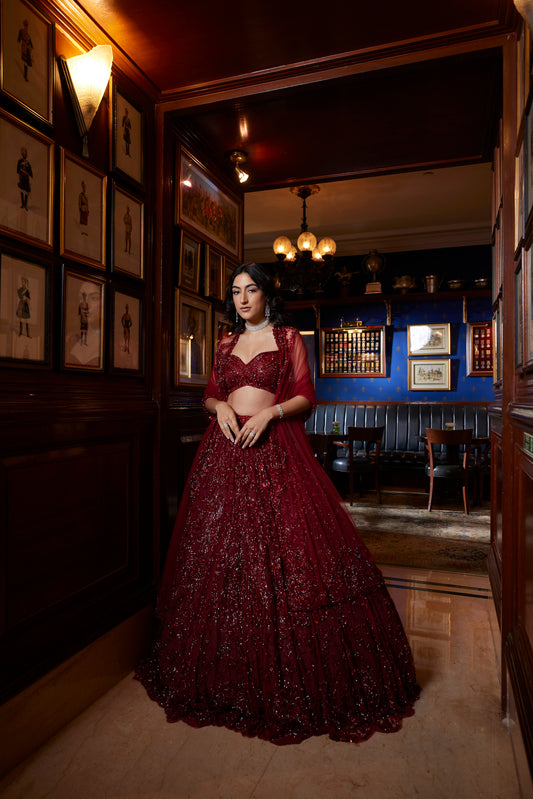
[229,150,249,184]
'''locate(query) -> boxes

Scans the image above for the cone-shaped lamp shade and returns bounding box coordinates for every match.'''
[60,45,113,156]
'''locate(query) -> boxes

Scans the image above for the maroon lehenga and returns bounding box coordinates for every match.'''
[136,326,419,744]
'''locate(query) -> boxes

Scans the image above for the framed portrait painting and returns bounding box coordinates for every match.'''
[111,289,142,373]
[0,108,53,248]
[213,308,232,349]
[179,231,201,293]
[0,251,49,365]
[1,0,53,124]
[176,147,242,260]
[205,245,224,300]
[524,246,533,369]
[407,323,450,356]
[408,358,451,391]
[112,184,144,279]
[60,149,106,269]
[112,85,143,187]
[62,269,105,371]
[174,289,212,386]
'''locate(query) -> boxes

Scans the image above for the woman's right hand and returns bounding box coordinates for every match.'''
[215,402,239,443]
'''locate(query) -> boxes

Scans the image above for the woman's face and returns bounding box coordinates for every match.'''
[232,272,267,325]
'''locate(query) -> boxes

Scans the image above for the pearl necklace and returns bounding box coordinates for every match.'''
[245,318,269,332]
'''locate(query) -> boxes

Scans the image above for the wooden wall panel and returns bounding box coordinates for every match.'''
[6,441,132,628]
[0,407,156,702]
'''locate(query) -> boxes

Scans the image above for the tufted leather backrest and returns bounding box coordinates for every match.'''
[306,403,490,458]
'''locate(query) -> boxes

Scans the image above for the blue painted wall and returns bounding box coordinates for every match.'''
[313,296,494,403]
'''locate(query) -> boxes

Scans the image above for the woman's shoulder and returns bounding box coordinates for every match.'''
[275,325,302,341]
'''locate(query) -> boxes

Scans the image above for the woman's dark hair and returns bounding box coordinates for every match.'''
[224,262,285,333]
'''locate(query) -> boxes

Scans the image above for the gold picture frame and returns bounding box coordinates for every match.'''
[407,323,450,356]
[0,107,54,249]
[60,149,106,269]
[62,268,105,371]
[408,358,451,391]
[174,289,212,386]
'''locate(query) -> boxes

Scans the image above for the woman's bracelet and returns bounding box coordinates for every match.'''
[276,403,284,419]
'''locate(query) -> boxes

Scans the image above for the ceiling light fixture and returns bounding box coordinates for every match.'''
[273,185,336,264]
[229,150,249,183]
[59,45,113,158]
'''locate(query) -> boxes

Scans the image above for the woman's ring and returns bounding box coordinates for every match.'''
[249,432,255,437]
[223,423,228,428]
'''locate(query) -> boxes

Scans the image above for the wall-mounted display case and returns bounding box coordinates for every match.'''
[319,325,385,377]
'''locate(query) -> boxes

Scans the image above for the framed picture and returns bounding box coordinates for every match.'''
[112,184,144,279]
[111,289,143,373]
[174,289,212,386]
[524,246,533,368]
[0,251,49,365]
[62,269,105,371]
[176,147,242,260]
[516,262,523,368]
[525,100,533,230]
[60,149,106,269]
[0,108,53,248]
[1,0,53,124]
[515,138,525,253]
[205,245,224,300]
[408,358,451,391]
[466,322,493,377]
[407,323,450,356]
[224,258,237,294]
[494,298,503,385]
[112,85,143,187]
[179,231,201,293]
[213,308,232,349]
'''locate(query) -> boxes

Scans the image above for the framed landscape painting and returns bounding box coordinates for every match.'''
[176,147,242,260]
[408,323,450,356]
[408,358,451,391]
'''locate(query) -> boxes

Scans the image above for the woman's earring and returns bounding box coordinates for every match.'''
[265,301,271,320]
[235,309,239,323]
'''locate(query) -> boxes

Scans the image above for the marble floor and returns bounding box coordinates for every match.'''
[1,566,531,799]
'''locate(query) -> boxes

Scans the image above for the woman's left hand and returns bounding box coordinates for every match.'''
[235,407,276,448]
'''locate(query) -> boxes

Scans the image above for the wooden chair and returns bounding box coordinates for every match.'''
[331,425,384,504]
[425,428,473,514]
[307,433,333,472]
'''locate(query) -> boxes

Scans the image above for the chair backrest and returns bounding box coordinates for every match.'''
[425,427,472,469]
[348,425,385,461]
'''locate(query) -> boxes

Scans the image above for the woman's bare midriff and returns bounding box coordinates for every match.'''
[227,386,276,416]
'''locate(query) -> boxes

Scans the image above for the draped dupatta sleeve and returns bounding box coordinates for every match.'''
[273,326,316,415]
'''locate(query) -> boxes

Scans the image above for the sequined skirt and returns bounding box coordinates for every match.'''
[136,418,419,744]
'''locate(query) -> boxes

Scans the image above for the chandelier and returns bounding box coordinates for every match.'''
[273,185,336,264]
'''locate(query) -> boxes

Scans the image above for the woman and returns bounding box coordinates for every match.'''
[136,263,419,745]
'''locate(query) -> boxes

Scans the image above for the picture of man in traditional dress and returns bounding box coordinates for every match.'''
[17,19,33,82]
[79,181,89,235]
[122,106,132,156]
[121,303,132,354]
[17,147,33,211]
[16,276,31,337]
[123,206,132,253]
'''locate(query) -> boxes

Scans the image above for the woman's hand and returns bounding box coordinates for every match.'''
[215,402,239,443]
[235,407,276,448]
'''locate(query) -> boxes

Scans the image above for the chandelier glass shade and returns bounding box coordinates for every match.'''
[273,185,336,263]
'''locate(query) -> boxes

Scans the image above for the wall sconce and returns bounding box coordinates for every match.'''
[514,0,533,32]
[228,150,249,183]
[59,45,113,158]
